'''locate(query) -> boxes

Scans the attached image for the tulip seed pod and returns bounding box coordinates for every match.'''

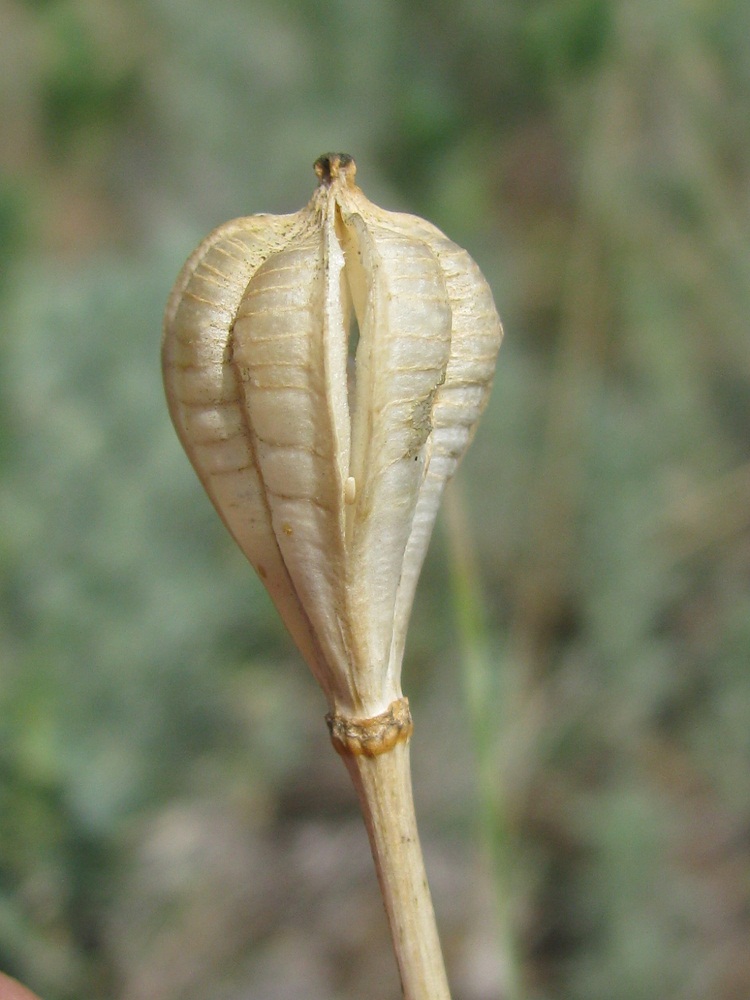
[162,154,503,1000]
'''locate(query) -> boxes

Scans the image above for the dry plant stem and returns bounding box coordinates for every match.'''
[163,157,501,1000]
[333,721,452,1000]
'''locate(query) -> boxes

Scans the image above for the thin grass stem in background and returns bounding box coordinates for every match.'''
[442,481,524,1000]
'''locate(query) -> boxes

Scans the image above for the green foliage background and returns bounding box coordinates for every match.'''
[1,1,749,998]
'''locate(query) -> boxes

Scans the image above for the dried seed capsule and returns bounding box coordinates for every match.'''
[162,154,503,720]
[163,152,504,1000]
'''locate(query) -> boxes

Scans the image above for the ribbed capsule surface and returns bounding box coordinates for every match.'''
[162,154,502,719]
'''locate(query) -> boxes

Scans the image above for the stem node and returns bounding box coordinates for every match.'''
[326,697,414,757]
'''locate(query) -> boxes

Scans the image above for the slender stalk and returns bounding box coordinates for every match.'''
[341,739,452,1000]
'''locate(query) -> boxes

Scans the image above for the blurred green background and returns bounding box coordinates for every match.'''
[2,1,750,998]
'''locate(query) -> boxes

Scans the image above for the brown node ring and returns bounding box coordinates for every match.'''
[326,698,413,757]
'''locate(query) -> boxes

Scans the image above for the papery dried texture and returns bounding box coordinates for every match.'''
[163,153,504,1000]
[162,155,502,719]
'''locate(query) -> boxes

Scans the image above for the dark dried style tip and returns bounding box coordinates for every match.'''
[314,152,356,186]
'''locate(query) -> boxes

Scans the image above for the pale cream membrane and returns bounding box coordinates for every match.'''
[162,152,503,1000]
[162,154,502,721]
